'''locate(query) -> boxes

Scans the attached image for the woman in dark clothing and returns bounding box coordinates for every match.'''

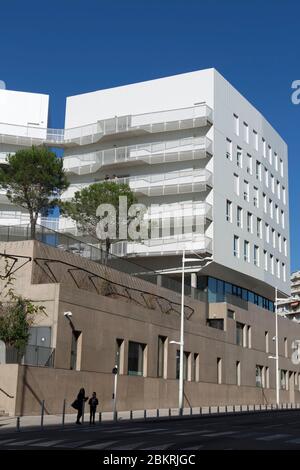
[76,388,88,424]
[88,392,99,425]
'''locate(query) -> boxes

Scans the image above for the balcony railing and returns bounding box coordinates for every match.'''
[61,168,213,200]
[111,234,212,257]
[0,104,213,148]
[63,136,213,175]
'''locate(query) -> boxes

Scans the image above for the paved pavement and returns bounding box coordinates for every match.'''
[1,410,300,449]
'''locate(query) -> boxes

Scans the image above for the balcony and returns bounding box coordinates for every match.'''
[61,168,212,201]
[64,136,213,175]
[0,104,213,148]
[0,210,59,230]
[111,234,212,257]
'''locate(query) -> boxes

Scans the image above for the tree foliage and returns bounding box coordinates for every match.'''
[60,181,137,243]
[0,257,46,352]
[0,146,69,238]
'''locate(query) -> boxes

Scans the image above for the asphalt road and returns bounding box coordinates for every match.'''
[1,410,300,450]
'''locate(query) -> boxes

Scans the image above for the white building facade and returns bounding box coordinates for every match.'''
[61,69,290,300]
[0,69,291,302]
[0,85,50,226]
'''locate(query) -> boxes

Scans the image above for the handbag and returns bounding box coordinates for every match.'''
[71,399,79,410]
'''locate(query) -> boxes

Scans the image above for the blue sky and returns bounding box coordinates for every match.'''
[1,0,299,271]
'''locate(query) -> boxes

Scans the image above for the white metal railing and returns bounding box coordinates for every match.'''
[111,234,213,257]
[0,212,58,229]
[0,104,213,148]
[61,168,212,200]
[63,136,213,175]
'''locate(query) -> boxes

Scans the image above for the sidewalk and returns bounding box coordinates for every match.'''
[1,403,299,434]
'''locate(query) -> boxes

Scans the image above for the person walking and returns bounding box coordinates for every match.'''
[75,388,88,424]
[88,392,99,425]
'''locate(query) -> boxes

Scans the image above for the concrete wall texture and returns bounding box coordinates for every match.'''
[0,241,299,416]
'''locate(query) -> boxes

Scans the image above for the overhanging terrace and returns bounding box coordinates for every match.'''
[0,104,213,149]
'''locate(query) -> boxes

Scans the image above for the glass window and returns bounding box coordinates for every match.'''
[244,180,249,201]
[247,212,252,233]
[226,199,232,222]
[237,206,243,228]
[254,245,259,267]
[157,336,167,378]
[244,240,249,262]
[128,341,145,376]
[236,322,245,347]
[244,122,249,143]
[234,235,239,258]
[256,160,261,180]
[253,130,258,150]
[226,138,232,160]
[234,114,239,135]
[256,365,263,388]
[247,153,252,174]
[234,173,239,195]
[237,147,242,167]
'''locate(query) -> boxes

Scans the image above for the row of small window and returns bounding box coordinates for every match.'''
[232,175,286,227]
[227,145,286,204]
[233,235,287,280]
[232,114,284,177]
[217,359,269,388]
[226,200,288,255]
[115,337,201,382]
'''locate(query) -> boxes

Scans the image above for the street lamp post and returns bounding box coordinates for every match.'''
[172,250,212,416]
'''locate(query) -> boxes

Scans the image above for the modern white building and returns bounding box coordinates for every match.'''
[61,69,290,301]
[0,69,291,303]
[0,83,50,226]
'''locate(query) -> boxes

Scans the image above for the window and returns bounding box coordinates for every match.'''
[157,335,167,378]
[276,258,280,278]
[256,365,263,388]
[263,193,267,213]
[280,370,287,390]
[253,130,258,150]
[236,361,241,386]
[282,186,286,205]
[256,160,261,180]
[283,263,286,282]
[277,180,281,200]
[253,187,259,207]
[237,147,242,167]
[265,223,270,243]
[247,153,252,174]
[234,173,239,195]
[128,341,146,376]
[274,152,278,171]
[237,206,243,227]
[280,158,283,177]
[176,350,191,381]
[272,228,276,248]
[278,233,282,252]
[284,337,288,358]
[226,199,232,222]
[262,138,266,158]
[227,309,235,319]
[281,210,285,229]
[234,235,240,258]
[275,204,279,224]
[270,254,274,275]
[268,145,272,165]
[193,353,199,382]
[247,212,253,233]
[207,319,224,330]
[236,322,245,347]
[244,240,250,262]
[269,199,273,218]
[226,138,232,160]
[271,174,275,193]
[266,367,270,388]
[265,167,269,187]
[247,326,252,349]
[234,114,239,135]
[265,331,269,353]
[264,250,268,271]
[115,338,125,374]
[243,180,249,201]
[217,358,222,384]
[243,122,249,143]
[70,330,82,371]
[254,245,259,267]
[257,218,262,238]
[284,238,287,256]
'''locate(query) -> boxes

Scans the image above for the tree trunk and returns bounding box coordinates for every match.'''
[29,214,37,240]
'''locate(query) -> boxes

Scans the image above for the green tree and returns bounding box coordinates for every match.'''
[0,257,46,357]
[0,146,69,239]
[60,181,137,256]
